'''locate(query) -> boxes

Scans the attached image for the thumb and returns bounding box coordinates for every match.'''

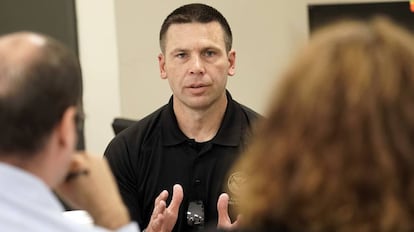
[217,193,231,227]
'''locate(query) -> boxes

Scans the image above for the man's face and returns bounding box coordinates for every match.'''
[158,22,236,111]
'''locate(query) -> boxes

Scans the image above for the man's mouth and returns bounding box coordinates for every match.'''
[189,84,205,88]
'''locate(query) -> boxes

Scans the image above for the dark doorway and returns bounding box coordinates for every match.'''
[0,0,84,150]
[308,1,414,34]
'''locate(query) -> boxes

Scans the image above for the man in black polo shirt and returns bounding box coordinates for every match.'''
[104,3,260,232]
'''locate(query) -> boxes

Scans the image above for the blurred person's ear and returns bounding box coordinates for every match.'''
[46,106,78,188]
[57,106,77,151]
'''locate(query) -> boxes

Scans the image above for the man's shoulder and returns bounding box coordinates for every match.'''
[104,103,169,156]
[136,104,168,126]
[109,104,169,144]
[226,91,262,120]
[230,98,262,121]
[239,103,261,119]
[126,104,168,133]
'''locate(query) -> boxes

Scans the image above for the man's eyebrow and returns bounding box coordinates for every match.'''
[170,48,188,54]
[202,46,219,51]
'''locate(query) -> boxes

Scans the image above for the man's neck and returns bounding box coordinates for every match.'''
[0,150,56,188]
[173,95,228,142]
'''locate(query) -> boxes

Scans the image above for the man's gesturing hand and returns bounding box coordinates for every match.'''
[217,193,241,230]
[145,184,184,232]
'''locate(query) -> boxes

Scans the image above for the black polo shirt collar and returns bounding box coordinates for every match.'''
[161,90,242,147]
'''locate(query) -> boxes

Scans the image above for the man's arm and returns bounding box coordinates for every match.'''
[104,136,143,223]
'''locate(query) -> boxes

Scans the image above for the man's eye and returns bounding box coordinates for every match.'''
[176,53,187,58]
[204,51,216,57]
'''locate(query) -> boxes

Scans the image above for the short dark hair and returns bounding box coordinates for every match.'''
[159,3,233,53]
[0,33,82,155]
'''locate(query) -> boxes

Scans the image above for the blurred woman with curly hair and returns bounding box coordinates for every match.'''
[223,17,414,232]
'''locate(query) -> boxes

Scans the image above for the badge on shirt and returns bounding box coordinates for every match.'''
[227,171,247,205]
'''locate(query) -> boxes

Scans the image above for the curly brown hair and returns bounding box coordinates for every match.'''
[233,17,414,232]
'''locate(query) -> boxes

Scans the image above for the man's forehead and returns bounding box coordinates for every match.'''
[166,21,223,36]
[164,22,225,50]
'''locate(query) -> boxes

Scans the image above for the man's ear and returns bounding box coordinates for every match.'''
[158,53,167,79]
[57,106,77,149]
[227,50,236,76]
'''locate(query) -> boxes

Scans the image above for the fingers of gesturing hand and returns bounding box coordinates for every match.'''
[147,184,184,232]
[148,200,167,232]
[154,190,168,209]
[167,184,183,214]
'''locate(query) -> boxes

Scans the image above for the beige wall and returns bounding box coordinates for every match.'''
[78,0,400,154]
[76,0,121,154]
[115,0,307,119]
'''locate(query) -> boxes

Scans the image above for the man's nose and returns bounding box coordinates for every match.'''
[189,55,205,75]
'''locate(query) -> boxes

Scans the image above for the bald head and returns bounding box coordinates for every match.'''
[0,32,49,97]
[0,31,47,51]
[0,32,82,156]
[0,32,46,51]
